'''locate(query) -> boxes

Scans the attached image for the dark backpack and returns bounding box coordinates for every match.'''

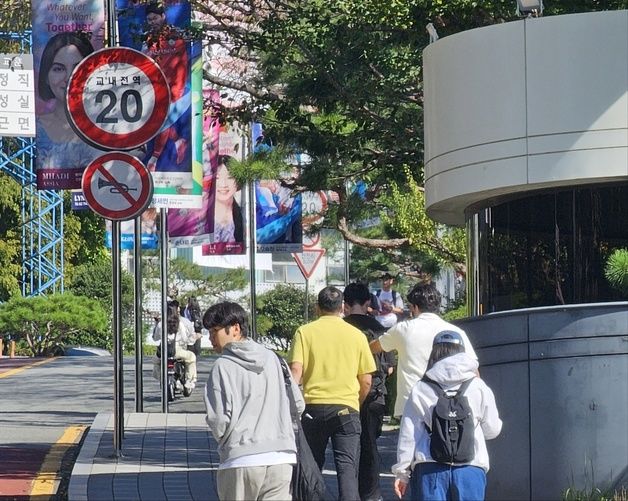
[423,377,475,464]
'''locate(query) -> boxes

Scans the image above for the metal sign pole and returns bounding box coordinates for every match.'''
[245,129,258,339]
[304,278,309,323]
[133,216,143,412]
[160,208,169,412]
[112,220,124,456]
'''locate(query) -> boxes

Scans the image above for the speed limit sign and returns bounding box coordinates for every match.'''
[66,47,170,151]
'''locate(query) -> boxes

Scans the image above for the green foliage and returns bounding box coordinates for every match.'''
[604,248,628,296]
[255,284,317,351]
[143,255,248,308]
[195,0,626,277]
[69,257,134,327]
[563,486,627,501]
[0,293,107,357]
[442,304,468,322]
[0,174,22,301]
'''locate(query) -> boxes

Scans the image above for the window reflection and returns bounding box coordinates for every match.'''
[469,184,628,314]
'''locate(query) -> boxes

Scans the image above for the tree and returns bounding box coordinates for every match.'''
[69,257,134,325]
[0,293,107,357]
[256,284,316,351]
[142,255,248,309]
[0,174,22,301]
[195,0,626,277]
[605,249,628,297]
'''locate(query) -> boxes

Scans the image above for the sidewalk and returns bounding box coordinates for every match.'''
[69,413,218,501]
[69,412,399,500]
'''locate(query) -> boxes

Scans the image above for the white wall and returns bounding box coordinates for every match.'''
[423,10,628,225]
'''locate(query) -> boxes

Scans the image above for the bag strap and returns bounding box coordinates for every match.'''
[455,378,474,397]
[274,352,300,424]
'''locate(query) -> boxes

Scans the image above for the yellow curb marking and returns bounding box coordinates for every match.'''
[30,425,87,497]
[0,357,56,379]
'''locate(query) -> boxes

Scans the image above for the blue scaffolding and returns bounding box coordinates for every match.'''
[0,30,64,296]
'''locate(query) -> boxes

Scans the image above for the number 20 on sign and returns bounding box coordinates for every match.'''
[67,47,170,151]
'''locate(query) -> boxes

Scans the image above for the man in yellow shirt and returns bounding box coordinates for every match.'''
[289,286,376,500]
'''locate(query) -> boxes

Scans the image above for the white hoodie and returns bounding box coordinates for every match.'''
[392,352,502,482]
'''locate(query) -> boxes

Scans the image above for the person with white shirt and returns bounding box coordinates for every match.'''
[392,331,502,500]
[370,282,477,417]
[375,273,404,316]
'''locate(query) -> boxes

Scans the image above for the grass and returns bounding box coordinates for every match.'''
[563,486,627,501]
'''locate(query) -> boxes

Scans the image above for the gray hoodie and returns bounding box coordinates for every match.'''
[204,338,305,464]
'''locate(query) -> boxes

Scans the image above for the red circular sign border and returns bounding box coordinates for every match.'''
[67,47,170,150]
[82,152,153,221]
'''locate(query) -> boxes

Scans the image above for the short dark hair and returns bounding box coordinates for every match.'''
[203,302,249,337]
[166,301,180,335]
[343,283,371,307]
[38,32,94,101]
[318,286,343,313]
[426,342,464,370]
[381,272,394,280]
[145,2,164,16]
[407,282,441,313]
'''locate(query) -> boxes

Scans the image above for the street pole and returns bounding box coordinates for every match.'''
[133,216,143,412]
[112,220,124,457]
[246,128,258,339]
[304,278,309,323]
[160,208,169,412]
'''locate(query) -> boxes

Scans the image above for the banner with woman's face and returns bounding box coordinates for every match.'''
[167,90,246,255]
[31,0,105,190]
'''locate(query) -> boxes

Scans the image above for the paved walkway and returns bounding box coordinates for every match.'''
[69,412,399,500]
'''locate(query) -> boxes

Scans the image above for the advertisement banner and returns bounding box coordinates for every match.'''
[31,0,105,189]
[116,0,202,208]
[104,208,159,250]
[251,125,303,253]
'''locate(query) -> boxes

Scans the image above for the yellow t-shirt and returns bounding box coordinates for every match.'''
[288,315,376,411]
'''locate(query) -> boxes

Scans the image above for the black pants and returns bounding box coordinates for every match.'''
[359,396,386,501]
[302,403,362,501]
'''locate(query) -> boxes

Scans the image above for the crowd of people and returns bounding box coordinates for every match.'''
[157,276,502,501]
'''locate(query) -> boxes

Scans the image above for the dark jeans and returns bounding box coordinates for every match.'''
[302,403,362,501]
[359,396,386,501]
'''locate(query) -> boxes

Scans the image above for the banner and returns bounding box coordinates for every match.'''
[104,208,159,250]
[116,0,202,208]
[167,91,246,255]
[251,124,303,253]
[32,0,105,189]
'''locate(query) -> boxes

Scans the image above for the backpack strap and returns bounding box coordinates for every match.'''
[455,378,474,397]
[376,289,381,297]
[392,290,397,304]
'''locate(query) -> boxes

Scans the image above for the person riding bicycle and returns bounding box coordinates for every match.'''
[152,301,198,390]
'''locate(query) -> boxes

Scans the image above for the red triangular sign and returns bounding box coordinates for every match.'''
[292,248,326,279]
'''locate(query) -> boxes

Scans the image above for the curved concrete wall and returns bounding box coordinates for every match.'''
[423,10,628,225]
[456,303,628,500]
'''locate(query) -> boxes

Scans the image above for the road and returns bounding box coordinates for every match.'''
[0,353,213,500]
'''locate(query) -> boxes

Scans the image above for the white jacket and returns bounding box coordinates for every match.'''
[392,352,502,482]
[152,316,197,349]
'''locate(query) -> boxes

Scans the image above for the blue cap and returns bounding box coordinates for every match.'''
[433,330,464,347]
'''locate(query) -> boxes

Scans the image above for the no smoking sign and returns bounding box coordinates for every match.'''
[82,152,153,221]
[67,47,170,151]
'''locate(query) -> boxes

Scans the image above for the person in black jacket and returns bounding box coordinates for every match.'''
[344,282,395,501]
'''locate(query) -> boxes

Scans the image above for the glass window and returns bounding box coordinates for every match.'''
[468,184,628,314]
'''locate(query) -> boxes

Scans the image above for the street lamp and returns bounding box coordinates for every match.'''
[516,0,543,17]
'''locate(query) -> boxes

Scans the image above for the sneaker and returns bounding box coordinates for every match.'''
[184,381,195,390]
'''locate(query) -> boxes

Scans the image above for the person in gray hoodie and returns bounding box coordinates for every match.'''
[203,302,305,501]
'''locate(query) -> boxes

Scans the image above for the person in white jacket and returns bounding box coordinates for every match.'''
[152,301,199,389]
[392,331,502,501]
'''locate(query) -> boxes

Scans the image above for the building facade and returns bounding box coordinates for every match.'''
[423,10,628,499]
